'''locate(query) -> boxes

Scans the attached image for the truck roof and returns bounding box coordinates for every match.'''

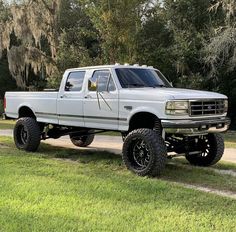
[66,64,157,72]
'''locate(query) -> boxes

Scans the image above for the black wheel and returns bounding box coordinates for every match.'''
[14,117,41,152]
[185,133,224,166]
[122,128,167,176]
[70,130,95,147]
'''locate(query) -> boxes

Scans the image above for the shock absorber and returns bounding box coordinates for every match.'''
[184,136,189,155]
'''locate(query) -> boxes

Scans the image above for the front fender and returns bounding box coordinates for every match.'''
[127,106,161,123]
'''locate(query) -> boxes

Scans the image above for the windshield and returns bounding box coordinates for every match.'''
[115,68,172,88]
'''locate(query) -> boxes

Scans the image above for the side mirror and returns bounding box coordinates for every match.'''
[65,82,73,91]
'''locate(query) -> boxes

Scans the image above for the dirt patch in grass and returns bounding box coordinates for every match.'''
[0,143,9,148]
[169,181,236,200]
[212,169,236,177]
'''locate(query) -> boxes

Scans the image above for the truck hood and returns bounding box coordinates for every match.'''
[119,87,227,101]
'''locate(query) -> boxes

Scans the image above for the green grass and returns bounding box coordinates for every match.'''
[0,136,236,231]
[164,158,236,192]
[223,131,236,148]
[0,119,15,130]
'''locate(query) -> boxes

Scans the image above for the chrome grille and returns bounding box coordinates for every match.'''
[190,100,225,116]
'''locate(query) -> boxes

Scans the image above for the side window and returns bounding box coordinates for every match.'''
[88,70,116,92]
[65,71,85,92]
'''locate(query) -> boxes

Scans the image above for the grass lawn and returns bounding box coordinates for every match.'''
[164,158,236,192]
[223,131,236,148]
[0,136,236,231]
[0,119,15,130]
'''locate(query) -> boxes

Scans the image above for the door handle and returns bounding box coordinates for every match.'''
[84,94,92,99]
[60,94,68,98]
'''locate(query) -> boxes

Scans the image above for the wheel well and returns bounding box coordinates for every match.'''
[129,112,161,132]
[18,106,36,119]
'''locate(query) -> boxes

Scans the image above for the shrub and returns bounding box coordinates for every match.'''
[0,99,3,116]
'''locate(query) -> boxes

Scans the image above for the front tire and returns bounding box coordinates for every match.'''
[70,130,95,147]
[14,117,41,152]
[185,133,224,166]
[122,128,167,176]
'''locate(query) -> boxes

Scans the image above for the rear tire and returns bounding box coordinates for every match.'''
[122,128,167,176]
[14,117,41,152]
[70,130,95,147]
[185,133,224,166]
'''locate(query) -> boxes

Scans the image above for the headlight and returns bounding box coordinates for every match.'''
[166,101,189,115]
[224,100,228,113]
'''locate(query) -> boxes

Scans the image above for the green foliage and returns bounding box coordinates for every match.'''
[136,5,176,81]
[163,0,213,80]
[0,54,17,98]
[0,100,3,115]
[0,0,236,122]
[204,0,236,127]
[83,0,148,64]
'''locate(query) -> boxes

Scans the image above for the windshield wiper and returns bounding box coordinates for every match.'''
[151,84,167,88]
[126,83,146,88]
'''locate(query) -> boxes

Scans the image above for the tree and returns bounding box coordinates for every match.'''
[82,0,152,64]
[205,0,236,75]
[204,0,236,128]
[0,52,17,99]
[161,0,214,88]
[136,3,175,82]
[0,0,99,89]
[0,0,17,103]
[0,0,60,89]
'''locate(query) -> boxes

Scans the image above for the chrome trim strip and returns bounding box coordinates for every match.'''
[35,112,127,121]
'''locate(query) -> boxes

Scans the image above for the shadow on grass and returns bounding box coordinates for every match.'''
[37,143,236,192]
[38,143,123,166]
[38,142,236,171]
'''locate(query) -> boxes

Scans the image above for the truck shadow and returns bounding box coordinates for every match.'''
[38,142,236,180]
[38,143,122,166]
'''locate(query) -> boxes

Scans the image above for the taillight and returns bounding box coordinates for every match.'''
[4,96,6,110]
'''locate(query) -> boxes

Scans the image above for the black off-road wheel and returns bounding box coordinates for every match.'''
[122,128,167,176]
[70,130,95,147]
[185,133,224,166]
[14,117,41,152]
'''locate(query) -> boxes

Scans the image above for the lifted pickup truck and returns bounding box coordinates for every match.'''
[4,64,231,176]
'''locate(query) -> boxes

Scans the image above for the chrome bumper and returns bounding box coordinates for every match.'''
[161,117,231,135]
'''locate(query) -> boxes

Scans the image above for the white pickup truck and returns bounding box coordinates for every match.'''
[4,64,231,176]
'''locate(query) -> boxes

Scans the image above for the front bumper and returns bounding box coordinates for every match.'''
[162,117,231,135]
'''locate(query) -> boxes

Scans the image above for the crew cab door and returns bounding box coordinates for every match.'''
[57,71,86,127]
[83,69,119,130]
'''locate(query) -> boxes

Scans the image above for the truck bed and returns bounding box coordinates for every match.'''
[5,92,59,124]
